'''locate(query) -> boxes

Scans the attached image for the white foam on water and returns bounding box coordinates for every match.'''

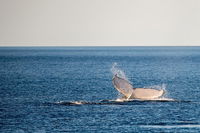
[114,98,134,102]
[62,101,89,105]
[72,101,86,105]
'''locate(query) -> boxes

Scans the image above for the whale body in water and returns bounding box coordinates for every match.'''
[112,75,165,100]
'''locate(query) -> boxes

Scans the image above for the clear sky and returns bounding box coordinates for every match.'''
[0,0,200,46]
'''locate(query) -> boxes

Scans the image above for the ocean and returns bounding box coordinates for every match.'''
[1,46,200,132]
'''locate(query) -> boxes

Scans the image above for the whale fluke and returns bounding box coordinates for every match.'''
[112,75,165,100]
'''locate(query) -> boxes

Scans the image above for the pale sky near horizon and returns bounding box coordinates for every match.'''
[0,0,200,46]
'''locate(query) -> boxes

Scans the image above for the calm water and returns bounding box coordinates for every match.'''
[1,47,200,133]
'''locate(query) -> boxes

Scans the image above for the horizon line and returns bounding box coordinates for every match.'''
[0,44,200,47]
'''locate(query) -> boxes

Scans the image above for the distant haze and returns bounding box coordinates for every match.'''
[0,0,200,46]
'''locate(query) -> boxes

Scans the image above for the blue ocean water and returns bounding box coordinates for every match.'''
[0,46,200,133]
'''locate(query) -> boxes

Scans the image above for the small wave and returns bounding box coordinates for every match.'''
[55,101,92,105]
[140,124,200,128]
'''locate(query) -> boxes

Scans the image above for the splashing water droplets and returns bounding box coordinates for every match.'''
[111,63,128,81]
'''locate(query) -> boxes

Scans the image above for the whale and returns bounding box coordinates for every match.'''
[112,75,165,100]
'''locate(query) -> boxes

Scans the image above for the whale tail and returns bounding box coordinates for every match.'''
[112,75,134,98]
[112,75,165,100]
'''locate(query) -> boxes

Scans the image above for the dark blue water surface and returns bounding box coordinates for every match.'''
[1,47,200,133]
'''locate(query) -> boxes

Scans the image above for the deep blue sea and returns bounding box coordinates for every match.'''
[1,46,200,133]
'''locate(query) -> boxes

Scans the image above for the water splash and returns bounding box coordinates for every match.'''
[111,62,128,80]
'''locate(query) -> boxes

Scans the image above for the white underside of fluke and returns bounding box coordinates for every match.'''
[112,75,165,100]
[129,88,165,100]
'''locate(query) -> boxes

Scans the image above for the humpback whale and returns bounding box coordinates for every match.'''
[112,75,165,100]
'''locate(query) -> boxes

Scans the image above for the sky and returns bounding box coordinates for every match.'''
[0,0,200,46]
